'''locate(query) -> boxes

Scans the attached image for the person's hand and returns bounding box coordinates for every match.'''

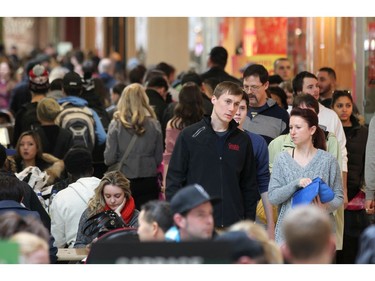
[365,199,375,215]
[343,191,348,209]
[313,196,327,211]
[299,178,312,188]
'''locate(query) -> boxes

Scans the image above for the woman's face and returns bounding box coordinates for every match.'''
[286,91,294,106]
[333,96,353,124]
[103,184,126,211]
[289,116,316,146]
[0,62,10,79]
[19,135,38,161]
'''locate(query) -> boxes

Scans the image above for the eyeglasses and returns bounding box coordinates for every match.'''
[243,84,264,93]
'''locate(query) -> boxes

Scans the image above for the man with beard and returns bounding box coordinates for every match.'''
[317,67,337,109]
[242,64,289,145]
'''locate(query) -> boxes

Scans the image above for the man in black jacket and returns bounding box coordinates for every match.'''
[12,64,50,147]
[200,46,241,86]
[166,81,258,228]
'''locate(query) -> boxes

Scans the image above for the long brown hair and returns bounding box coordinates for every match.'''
[170,82,204,130]
[290,107,326,151]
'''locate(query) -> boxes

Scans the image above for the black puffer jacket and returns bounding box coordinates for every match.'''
[344,115,368,201]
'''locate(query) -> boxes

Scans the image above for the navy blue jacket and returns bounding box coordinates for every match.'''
[166,116,259,227]
[0,200,41,219]
[0,200,58,263]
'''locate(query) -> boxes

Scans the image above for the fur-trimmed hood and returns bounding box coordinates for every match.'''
[41,153,65,185]
[8,153,65,186]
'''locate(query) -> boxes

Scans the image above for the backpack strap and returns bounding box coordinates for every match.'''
[56,102,94,126]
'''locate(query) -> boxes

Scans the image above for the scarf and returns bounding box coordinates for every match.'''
[104,196,135,225]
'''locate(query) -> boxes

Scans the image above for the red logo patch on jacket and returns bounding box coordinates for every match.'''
[228,143,240,151]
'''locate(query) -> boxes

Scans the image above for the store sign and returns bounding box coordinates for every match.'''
[3,17,35,57]
[232,54,286,78]
[86,241,231,264]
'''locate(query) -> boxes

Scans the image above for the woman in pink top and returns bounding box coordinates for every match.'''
[0,61,17,110]
[163,82,205,184]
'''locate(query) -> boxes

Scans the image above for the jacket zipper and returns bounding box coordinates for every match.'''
[219,155,224,228]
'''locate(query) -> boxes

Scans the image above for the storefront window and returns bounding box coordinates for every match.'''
[364,17,375,122]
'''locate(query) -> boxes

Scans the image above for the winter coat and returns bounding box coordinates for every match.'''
[8,152,65,186]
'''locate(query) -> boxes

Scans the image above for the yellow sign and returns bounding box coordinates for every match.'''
[231,54,287,78]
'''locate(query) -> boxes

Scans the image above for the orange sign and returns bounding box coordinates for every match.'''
[231,54,286,78]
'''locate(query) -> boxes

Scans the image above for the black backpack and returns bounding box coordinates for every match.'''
[55,102,95,152]
[19,102,41,132]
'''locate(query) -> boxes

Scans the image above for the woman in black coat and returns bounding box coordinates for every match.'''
[332,90,370,264]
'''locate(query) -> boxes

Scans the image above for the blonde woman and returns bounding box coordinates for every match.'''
[104,83,163,210]
[10,232,50,264]
[229,220,283,264]
[74,171,139,248]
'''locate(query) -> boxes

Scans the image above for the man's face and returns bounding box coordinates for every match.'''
[233,99,248,127]
[317,71,334,96]
[275,60,292,81]
[243,75,269,108]
[211,91,242,124]
[137,210,155,242]
[302,77,320,100]
[177,202,214,241]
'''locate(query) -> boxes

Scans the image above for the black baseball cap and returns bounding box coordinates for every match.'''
[215,231,265,262]
[170,184,221,215]
[63,71,83,91]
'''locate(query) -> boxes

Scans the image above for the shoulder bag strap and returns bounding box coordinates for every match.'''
[117,134,138,168]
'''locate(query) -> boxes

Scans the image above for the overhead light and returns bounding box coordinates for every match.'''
[364,39,369,51]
